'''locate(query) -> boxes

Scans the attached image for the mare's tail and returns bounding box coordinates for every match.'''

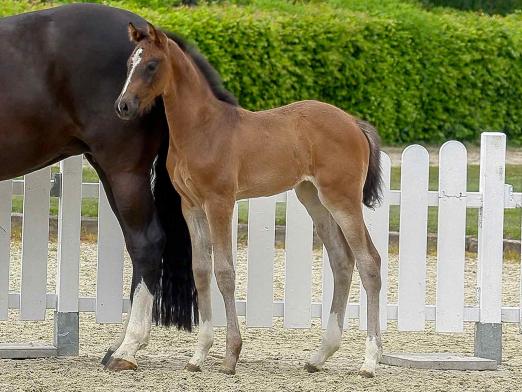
[151,133,198,330]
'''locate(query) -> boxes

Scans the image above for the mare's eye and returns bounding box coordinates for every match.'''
[147,61,158,73]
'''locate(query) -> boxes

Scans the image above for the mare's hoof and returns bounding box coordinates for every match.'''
[218,365,236,375]
[101,348,115,366]
[304,362,321,373]
[184,363,202,372]
[105,357,138,371]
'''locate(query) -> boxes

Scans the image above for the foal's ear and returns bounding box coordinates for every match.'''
[128,22,146,43]
[147,22,168,48]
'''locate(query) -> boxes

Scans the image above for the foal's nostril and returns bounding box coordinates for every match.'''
[115,97,138,120]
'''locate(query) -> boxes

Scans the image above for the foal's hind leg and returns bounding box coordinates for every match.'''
[320,189,382,377]
[294,182,355,372]
[182,204,214,372]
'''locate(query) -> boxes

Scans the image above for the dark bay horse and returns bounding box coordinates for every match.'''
[0,3,235,370]
[116,23,383,377]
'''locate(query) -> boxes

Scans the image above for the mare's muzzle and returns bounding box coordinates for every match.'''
[115,95,139,120]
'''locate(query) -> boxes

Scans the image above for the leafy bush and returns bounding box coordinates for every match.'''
[422,0,522,15]
[2,1,522,144]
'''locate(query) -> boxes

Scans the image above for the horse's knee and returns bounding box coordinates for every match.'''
[214,264,235,293]
[359,258,382,292]
[193,262,212,288]
[129,230,166,272]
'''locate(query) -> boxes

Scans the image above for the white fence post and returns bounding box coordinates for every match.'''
[284,190,313,328]
[397,145,429,331]
[475,132,505,363]
[96,184,125,323]
[0,180,12,320]
[246,195,276,327]
[20,168,51,320]
[436,142,467,332]
[54,156,83,355]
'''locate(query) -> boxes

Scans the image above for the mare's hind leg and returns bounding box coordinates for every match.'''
[318,185,382,377]
[294,182,355,372]
[182,204,214,372]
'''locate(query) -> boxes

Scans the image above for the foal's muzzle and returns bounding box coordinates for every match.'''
[115,96,139,121]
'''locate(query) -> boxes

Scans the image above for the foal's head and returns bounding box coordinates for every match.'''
[115,23,170,120]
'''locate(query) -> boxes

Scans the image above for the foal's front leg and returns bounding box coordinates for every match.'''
[206,200,242,374]
[182,204,214,372]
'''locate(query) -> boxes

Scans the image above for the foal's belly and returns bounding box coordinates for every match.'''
[235,171,305,200]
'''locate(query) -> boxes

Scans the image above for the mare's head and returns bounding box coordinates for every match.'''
[115,22,170,120]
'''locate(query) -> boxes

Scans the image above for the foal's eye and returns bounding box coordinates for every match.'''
[146,61,158,73]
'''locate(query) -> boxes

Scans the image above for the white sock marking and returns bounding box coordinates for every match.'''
[113,279,153,364]
[189,320,214,367]
[360,336,382,376]
[308,312,342,368]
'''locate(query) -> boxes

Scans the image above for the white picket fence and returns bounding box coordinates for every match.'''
[0,132,520,335]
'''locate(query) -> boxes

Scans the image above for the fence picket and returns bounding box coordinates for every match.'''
[246,195,276,327]
[56,156,83,312]
[360,152,391,331]
[1,133,519,337]
[397,145,429,331]
[0,179,12,320]
[20,167,51,320]
[477,133,506,324]
[96,184,125,323]
[284,190,313,328]
[436,142,467,332]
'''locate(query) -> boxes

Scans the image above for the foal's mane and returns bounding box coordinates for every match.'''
[162,30,238,106]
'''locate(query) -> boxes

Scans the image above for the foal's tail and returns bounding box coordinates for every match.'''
[356,119,383,209]
[151,132,198,330]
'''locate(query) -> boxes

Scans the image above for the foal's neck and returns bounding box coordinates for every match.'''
[162,40,227,151]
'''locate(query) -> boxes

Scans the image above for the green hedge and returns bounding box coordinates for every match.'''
[3,1,522,144]
[422,0,522,15]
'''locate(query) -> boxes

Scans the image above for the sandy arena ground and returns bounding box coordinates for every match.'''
[1,241,522,391]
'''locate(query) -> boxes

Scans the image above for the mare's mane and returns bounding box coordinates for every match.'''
[162,31,238,106]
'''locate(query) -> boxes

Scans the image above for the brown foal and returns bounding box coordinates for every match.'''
[116,23,384,377]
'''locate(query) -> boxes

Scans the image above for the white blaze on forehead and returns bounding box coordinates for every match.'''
[118,47,144,102]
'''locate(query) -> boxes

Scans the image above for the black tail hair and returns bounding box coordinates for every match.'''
[151,133,198,330]
[356,119,383,209]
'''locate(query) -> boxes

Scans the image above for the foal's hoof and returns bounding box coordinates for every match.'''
[184,363,202,372]
[304,362,321,373]
[101,348,115,366]
[358,367,376,378]
[305,362,321,373]
[105,357,138,371]
[218,365,236,375]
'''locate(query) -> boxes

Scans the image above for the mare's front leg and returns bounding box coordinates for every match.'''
[205,199,241,374]
[182,203,214,372]
[94,169,165,371]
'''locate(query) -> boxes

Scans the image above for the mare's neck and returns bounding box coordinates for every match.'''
[162,40,224,152]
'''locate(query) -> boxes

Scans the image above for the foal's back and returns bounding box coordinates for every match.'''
[234,100,370,200]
